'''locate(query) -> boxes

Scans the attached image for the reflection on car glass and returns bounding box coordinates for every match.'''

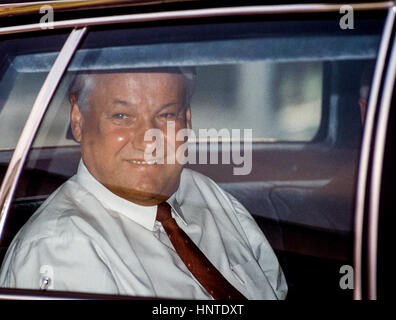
[0,14,384,300]
[0,67,287,299]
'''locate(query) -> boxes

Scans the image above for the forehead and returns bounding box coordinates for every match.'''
[90,72,187,92]
[78,72,188,113]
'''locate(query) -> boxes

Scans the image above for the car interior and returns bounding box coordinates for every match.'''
[0,14,383,299]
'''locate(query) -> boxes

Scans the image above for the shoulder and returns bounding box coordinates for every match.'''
[179,168,252,223]
[180,167,217,188]
[180,168,231,198]
[181,168,262,234]
[0,178,110,288]
[181,168,244,206]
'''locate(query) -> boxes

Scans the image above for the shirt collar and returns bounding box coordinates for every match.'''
[167,187,187,226]
[75,159,187,230]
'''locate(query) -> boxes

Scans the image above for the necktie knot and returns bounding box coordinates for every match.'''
[156,202,172,223]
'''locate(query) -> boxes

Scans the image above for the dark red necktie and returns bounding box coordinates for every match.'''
[156,202,247,300]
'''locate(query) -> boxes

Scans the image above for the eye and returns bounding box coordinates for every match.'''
[159,113,176,119]
[112,113,128,120]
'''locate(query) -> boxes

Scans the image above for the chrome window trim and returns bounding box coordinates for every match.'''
[0,2,393,35]
[0,293,76,300]
[0,0,192,17]
[367,7,396,300]
[0,27,87,243]
[353,5,395,300]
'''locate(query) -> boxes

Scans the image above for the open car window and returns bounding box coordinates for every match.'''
[0,11,384,300]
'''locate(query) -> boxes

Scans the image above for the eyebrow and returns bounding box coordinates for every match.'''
[112,99,137,109]
[112,99,181,111]
[157,102,180,112]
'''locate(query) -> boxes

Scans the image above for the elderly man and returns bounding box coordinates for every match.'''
[0,68,287,300]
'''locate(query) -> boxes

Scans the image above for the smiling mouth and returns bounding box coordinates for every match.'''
[126,159,160,165]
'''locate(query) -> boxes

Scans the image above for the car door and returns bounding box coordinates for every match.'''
[0,1,393,300]
[354,5,396,300]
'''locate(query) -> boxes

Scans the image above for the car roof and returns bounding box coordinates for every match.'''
[0,0,391,32]
[0,0,392,17]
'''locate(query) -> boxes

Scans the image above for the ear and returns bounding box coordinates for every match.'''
[185,106,192,130]
[70,95,84,142]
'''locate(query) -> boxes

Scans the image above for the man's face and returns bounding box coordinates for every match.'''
[70,72,191,206]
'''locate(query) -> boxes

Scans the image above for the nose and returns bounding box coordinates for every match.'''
[131,117,158,153]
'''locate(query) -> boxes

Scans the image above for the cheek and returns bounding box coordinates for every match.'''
[106,129,130,148]
[115,134,127,143]
[163,125,187,173]
[89,125,130,154]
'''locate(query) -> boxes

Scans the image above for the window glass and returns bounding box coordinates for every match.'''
[0,31,68,281]
[0,34,68,151]
[5,60,321,151]
[0,72,48,149]
[0,14,384,300]
[192,62,322,141]
[0,33,68,182]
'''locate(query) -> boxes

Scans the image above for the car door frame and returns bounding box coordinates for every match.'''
[0,1,393,300]
[353,4,396,300]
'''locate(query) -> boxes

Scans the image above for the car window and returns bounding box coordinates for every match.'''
[0,61,323,147]
[0,32,68,183]
[0,13,384,299]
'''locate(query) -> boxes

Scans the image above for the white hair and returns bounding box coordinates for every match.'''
[69,68,196,112]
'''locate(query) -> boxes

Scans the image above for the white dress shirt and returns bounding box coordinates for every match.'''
[0,160,287,299]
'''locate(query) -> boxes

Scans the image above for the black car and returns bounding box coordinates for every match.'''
[0,0,394,300]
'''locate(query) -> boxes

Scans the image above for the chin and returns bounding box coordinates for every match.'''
[110,173,180,204]
[116,183,168,204]
[126,189,169,206]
